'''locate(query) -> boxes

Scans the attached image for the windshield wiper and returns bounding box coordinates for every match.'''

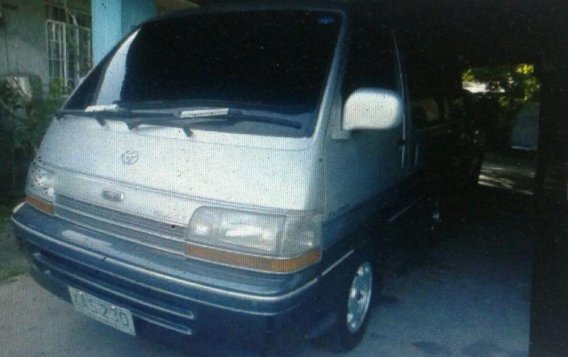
[56,106,303,137]
[124,108,302,137]
[188,108,303,130]
[56,104,178,126]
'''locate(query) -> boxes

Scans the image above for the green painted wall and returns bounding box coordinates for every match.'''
[92,0,155,64]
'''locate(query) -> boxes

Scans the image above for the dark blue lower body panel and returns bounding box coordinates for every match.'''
[27,260,280,345]
[11,206,348,346]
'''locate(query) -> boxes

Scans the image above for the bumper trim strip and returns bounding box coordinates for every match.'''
[321,249,354,277]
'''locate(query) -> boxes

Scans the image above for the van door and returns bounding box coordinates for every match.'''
[324,26,407,245]
[341,26,406,177]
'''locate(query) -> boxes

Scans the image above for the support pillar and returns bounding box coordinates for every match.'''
[91,0,156,64]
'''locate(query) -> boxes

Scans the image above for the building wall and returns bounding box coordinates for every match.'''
[0,1,48,87]
[0,0,187,86]
[0,0,90,91]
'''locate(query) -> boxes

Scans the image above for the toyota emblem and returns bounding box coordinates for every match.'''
[121,150,139,165]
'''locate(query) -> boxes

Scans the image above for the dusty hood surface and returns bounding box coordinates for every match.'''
[37,118,321,223]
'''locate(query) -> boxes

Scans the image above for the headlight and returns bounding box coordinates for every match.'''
[25,162,55,214]
[186,207,321,273]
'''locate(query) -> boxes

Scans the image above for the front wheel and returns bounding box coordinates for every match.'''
[334,258,375,351]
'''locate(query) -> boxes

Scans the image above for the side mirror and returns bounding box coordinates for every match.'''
[342,88,403,131]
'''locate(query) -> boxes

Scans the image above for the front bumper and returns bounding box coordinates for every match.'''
[11,204,329,342]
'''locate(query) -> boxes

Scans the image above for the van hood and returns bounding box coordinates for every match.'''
[37,118,322,220]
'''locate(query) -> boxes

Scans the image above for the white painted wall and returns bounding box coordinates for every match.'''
[0,0,91,91]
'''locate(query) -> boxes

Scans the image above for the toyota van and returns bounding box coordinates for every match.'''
[11,1,476,351]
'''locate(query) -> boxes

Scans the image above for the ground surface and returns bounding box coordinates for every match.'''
[0,198,27,282]
[478,151,536,196]
[0,153,535,357]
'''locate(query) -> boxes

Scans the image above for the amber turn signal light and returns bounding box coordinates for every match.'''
[185,242,321,273]
[26,195,55,215]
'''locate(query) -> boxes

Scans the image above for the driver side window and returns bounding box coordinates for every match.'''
[342,26,399,98]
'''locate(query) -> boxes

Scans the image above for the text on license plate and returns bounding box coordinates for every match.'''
[68,287,136,335]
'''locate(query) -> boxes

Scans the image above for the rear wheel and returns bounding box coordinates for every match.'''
[467,152,484,187]
[428,195,442,238]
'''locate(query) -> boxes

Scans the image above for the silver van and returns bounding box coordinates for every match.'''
[12,1,475,351]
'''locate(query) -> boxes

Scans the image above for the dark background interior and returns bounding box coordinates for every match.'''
[376,1,568,355]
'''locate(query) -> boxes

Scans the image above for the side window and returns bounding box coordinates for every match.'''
[411,97,440,128]
[342,27,399,98]
[407,61,466,129]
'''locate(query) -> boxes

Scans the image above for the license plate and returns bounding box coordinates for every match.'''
[68,287,136,336]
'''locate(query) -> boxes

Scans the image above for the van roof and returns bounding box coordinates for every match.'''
[146,0,358,25]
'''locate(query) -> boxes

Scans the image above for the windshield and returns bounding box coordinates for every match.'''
[64,10,342,137]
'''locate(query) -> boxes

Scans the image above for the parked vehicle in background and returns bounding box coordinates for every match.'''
[11,1,480,352]
[511,102,540,151]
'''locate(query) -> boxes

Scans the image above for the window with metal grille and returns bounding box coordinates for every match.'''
[45,4,92,92]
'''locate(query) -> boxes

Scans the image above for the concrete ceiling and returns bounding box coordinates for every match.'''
[156,0,198,14]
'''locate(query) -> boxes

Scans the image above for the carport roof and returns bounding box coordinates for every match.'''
[383,0,567,66]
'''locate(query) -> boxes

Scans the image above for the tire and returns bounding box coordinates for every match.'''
[468,152,483,187]
[333,254,376,352]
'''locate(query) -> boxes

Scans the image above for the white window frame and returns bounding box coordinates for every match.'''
[45,6,92,91]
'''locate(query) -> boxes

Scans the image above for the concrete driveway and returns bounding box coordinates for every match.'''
[0,186,532,357]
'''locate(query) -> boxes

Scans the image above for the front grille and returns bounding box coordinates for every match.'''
[55,195,186,255]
